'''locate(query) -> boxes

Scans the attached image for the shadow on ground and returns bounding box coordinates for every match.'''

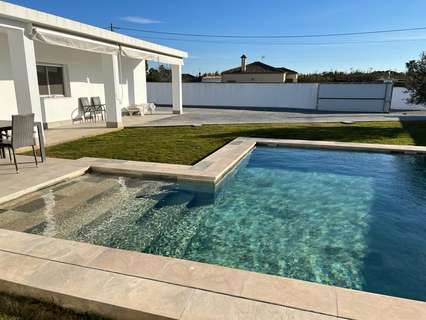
[400,120,426,145]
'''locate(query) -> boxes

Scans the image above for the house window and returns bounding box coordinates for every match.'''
[36,64,65,96]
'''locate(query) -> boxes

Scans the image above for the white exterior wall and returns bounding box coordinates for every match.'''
[36,44,149,125]
[34,43,147,125]
[222,73,286,83]
[0,33,17,119]
[1,38,150,125]
[35,42,106,125]
[35,42,106,99]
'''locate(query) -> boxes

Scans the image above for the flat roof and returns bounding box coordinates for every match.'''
[0,1,187,59]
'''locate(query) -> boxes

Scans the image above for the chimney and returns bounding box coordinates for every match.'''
[241,54,247,72]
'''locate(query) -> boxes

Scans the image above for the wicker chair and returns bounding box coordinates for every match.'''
[0,114,38,173]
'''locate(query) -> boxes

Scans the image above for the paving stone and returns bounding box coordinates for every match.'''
[336,287,426,320]
[240,272,338,317]
[181,289,287,320]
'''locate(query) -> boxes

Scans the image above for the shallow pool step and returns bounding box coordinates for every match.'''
[82,190,196,253]
[67,184,170,247]
[67,187,193,252]
[117,190,196,252]
[145,196,213,258]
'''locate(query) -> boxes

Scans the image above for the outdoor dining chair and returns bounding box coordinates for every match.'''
[78,97,95,122]
[0,113,38,173]
[0,129,8,158]
[91,96,106,121]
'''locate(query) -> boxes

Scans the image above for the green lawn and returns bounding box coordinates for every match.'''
[43,121,426,165]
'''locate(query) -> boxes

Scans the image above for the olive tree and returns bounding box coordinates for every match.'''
[406,52,426,105]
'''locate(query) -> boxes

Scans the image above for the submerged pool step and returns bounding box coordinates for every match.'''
[34,179,124,238]
[145,196,213,257]
[127,190,196,252]
[60,181,195,253]
[68,182,173,248]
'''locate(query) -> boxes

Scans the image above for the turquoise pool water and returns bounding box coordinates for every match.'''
[3,146,426,301]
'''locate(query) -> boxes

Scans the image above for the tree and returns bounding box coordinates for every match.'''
[146,65,171,82]
[406,52,426,105]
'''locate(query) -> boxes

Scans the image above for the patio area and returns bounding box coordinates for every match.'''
[125,106,426,126]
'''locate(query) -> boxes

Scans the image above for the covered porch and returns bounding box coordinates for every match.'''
[0,4,186,134]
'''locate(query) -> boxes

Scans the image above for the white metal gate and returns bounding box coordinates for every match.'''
[316,82,394,113]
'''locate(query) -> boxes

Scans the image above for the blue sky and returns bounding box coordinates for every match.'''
[7,0,426,74]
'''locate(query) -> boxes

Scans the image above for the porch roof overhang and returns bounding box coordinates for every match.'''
[0,0,187,64]
[31,27,184,65]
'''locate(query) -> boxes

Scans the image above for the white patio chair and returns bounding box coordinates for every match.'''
[124,103,157,116]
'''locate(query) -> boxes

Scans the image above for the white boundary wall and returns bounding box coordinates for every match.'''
[148,83,319,110]
[148,82,420,112]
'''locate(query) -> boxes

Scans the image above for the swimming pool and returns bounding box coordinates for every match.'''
[1,146,426,301]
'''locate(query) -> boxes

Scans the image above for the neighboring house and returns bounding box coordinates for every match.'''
[0,1,187,129]
[201,75,222,83]
[222,55,298,83]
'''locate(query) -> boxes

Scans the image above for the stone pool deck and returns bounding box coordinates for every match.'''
[2,138,426,319]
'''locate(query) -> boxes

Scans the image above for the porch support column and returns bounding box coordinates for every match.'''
[6,27,42,122]
[171,64,183,114]
[102,54,123,128]
[132,59,147,106]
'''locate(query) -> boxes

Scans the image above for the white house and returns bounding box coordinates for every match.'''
[0,1,187,129]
